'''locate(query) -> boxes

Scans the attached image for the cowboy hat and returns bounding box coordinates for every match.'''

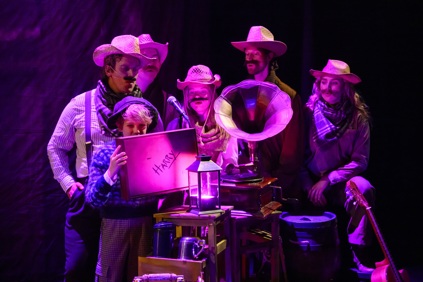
[93,35,145,67]
[231,26,287,57]
[107,96,160,132]
[177,65,222,90]
[138,34,169,65]
[309,59,361,84]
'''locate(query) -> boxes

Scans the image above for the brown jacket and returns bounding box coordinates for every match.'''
[258,72,305,199]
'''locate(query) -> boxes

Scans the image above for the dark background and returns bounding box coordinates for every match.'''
[1,0,422,280]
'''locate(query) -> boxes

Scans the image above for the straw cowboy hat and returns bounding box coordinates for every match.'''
[107,96,160,132]
[309,59,361,84]
[177,65,222,90]
[93,34,145,67]
[231,26,287,57]
[138,34,169,64]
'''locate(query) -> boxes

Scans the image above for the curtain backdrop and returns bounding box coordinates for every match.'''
[1,0,421,280]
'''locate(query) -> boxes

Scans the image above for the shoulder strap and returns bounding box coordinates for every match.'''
[85,90,92,169]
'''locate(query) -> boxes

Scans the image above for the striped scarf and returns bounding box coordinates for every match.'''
[94,79,141,137]
[312,99,352,147]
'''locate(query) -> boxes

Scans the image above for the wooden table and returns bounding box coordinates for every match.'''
[153,205,233,282]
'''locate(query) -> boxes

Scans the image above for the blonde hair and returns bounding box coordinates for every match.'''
[117,104,153,127]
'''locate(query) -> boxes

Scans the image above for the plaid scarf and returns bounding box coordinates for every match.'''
[94,79,141,137]
[312,99,352,147]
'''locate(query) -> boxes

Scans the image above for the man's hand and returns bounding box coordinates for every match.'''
[308,178,330,207]
[66,182,84,199]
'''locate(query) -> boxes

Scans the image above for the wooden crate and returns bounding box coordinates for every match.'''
[219,177,278,212]
[138,256,206,282]
[220,185,274,212]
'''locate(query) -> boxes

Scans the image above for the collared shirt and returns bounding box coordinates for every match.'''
[47,89,114,192]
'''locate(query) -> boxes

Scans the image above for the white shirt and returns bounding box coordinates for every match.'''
[47,89,114,192]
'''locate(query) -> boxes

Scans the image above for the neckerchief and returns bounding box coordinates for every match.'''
[312,99,352,147]
[94,78,141,137]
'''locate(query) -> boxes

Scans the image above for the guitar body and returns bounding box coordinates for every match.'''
[347,180,410,282]
[371,258,410,282]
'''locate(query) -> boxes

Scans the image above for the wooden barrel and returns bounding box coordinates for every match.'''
[280,211,341,282]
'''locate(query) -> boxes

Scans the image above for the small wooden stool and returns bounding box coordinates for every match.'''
[151,205,233,282]
[231,209,288,282]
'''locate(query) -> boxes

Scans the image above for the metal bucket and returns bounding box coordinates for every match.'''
[280,211,341,282]
[177,237,206,260]
[153,221,176,258]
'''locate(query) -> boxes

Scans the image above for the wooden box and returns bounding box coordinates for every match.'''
[138,256,206,282]
[219,177,277,212]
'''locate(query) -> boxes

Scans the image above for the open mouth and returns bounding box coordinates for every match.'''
[190,98,208,103]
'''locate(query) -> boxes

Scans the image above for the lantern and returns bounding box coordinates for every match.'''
[186,155,222,215]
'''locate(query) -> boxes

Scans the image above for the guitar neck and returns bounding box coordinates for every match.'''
[365,207,403,282]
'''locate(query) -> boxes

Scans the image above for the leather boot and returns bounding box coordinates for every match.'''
[351,244,375,273]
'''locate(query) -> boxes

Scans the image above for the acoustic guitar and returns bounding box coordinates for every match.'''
[346,180,410,282]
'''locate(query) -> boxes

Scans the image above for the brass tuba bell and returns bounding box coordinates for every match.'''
[214,79,293,181]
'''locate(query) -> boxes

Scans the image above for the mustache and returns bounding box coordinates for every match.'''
[244,60,259,66]
[123,76,136,82]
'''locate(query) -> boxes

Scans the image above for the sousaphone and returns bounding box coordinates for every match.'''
[214,79,293,182]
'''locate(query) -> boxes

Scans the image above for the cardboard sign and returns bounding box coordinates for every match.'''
[116,128,198,200]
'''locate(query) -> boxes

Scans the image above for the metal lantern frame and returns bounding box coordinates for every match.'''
[186,155,223,215]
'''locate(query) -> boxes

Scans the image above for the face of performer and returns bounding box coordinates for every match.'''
[244,46,273,76]
[120,117,148,136]
[106,55,141,94]
[138,48,161,81]
[186,84,212,117]
[319,76,344,105]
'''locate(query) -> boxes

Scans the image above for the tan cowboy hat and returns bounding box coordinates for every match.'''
[309,59,361,84]
[138,34,169,64]
[231,26,287,57]
[93,35,145,67]
[177,65,222,90]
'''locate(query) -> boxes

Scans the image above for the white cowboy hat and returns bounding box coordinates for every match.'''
[309,59,361,84]
[138,34,169,64]
[93,34,144,67]
[177,65,222,90]
[231,26,287,57]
